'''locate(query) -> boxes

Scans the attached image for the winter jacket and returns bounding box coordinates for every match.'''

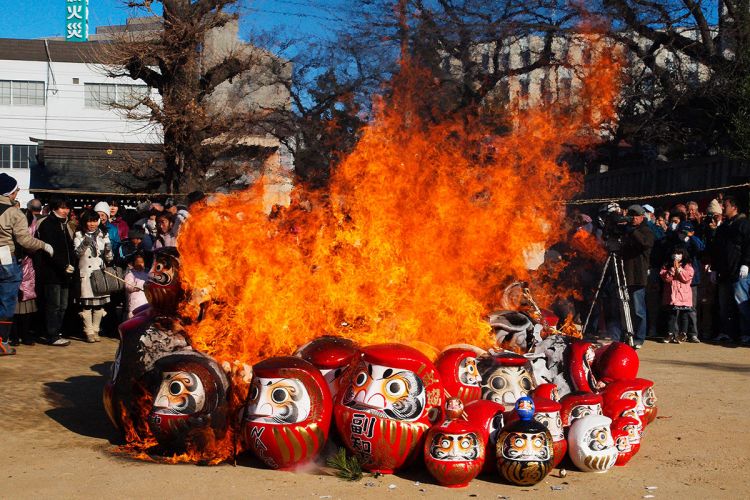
[19,255,36,301]
[110,216,129,241]
[74,229,114,299]
[0,195,45,255]
[660,263,694,307]
[621,221,655,287]
[710,214,750,283]
[124,268,148,318]
[102,222,121,260]
[35,213,75,285]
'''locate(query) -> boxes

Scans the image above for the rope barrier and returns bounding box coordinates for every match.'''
[566,182,750,206]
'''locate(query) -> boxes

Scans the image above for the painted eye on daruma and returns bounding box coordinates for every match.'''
[354,371,368,387]
[460,438,472,449]
[272,388,290,404]
[441,439,451,448]
[385,379,407,397]
[491,376,506,390]
[514,437,524,447]
[249,385,259,401]
[520,377,532,391]
[169,381,184,395]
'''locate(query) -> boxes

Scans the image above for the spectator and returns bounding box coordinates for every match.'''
[124,253,148,318]
[74,210,114,343]
[151,212,177,249]
[619,204,655,349]
[118,227,147,264]
[668,212,685,232]
[11,247,37,346]
[686,201,702,225]
[26,199,43,222]
[35,196,76,347]
[672,203,688,217]
[711,195,750,344]
[660,245,699,343]
[0,173,53,355]
[94,202,121,258]
[172,190,205,235]
[108,199,129,241]
[699,199,723,246]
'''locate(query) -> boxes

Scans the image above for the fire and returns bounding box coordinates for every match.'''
[177,39,621,368]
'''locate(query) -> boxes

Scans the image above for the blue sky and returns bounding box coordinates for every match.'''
[0,0,341,40]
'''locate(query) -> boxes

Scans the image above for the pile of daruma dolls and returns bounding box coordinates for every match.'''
[105,257,654,488]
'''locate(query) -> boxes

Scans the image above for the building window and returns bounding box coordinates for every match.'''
[85,83,149,109]
[0,81,10,105]
[0,145,37,169]
[0,80,45,106]
[0,145,10,168]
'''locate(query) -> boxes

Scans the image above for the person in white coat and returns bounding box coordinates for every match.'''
[74,210,114,343]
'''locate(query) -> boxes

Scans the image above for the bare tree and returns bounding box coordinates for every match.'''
[103,0,291,193]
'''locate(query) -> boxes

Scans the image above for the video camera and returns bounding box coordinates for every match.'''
[596,202,632,252]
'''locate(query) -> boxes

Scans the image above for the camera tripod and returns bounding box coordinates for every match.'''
[582,252,635,347]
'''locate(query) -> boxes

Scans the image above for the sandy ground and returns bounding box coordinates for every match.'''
[1,337,749,500]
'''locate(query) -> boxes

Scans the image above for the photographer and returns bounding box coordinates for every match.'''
[618,205,655,349]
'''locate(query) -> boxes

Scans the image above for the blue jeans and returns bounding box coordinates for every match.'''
[0,262,22,320]
[734,277,750,337]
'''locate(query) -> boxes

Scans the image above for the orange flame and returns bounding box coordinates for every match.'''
[177,38,622,367]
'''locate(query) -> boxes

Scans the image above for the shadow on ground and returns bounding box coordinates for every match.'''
[43,361,121,443]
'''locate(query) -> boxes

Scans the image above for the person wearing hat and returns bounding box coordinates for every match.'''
[615,204,655,349]
[93,201,121,259]
[0,173,54,355]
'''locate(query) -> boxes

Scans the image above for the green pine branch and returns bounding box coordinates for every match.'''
[326,447,363,481]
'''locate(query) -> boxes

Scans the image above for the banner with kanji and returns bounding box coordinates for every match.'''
[65,0,89,42]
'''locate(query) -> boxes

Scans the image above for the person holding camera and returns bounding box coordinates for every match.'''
[619,205,655,349]
[35,196,76,347]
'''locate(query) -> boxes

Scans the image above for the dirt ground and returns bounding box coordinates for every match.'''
[1,337,749,499]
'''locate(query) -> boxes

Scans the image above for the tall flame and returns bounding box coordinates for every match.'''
[178,38,621,366]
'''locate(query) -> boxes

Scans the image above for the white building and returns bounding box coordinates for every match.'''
[0,17,294,208]
[0,38,158,204]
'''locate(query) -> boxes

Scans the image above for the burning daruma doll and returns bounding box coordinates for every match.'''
[335,343,444,473]
[147,351,230,455]
[241,356,332,469]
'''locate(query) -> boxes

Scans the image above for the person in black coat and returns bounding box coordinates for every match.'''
[710,195,750,344]
[618,205,655,348]
[35,196,75,345]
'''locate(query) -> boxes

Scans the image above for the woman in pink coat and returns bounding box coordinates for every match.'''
[660,245,698,344]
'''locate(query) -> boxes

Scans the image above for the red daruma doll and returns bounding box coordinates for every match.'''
[335,343,445,473]
[434,347,482,404]
[241,357,332,469]
[424,399,485,488]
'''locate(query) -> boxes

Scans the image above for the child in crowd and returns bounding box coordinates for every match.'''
[660,245,699,343]
[124,252,148,318]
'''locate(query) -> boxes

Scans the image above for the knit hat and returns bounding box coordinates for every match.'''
[0,173,19,197]
[642,204,655,214]
[93,201,110,215]
[707,199,721,215]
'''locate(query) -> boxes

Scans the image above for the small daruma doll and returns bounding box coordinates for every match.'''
[147,351,230,454]
[435,347,482,404]
[611,416,641,466]
[295,336,359,399]
[560,391,603,429]
[335,343,444,473]
[241,356,332,469]
[495,397,554,486]
[636,378,658,425]
[568,414,618,473]
[424,399,485,487]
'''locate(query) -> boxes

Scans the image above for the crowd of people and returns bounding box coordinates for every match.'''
[561,194,750,349]
[0,172,204,355]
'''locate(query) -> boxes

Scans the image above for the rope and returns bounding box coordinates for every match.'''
[103,269,143,292]
[29,188,197,198]
[566,182,750,206]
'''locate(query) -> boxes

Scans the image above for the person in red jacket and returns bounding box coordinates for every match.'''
[660,245,698,343]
